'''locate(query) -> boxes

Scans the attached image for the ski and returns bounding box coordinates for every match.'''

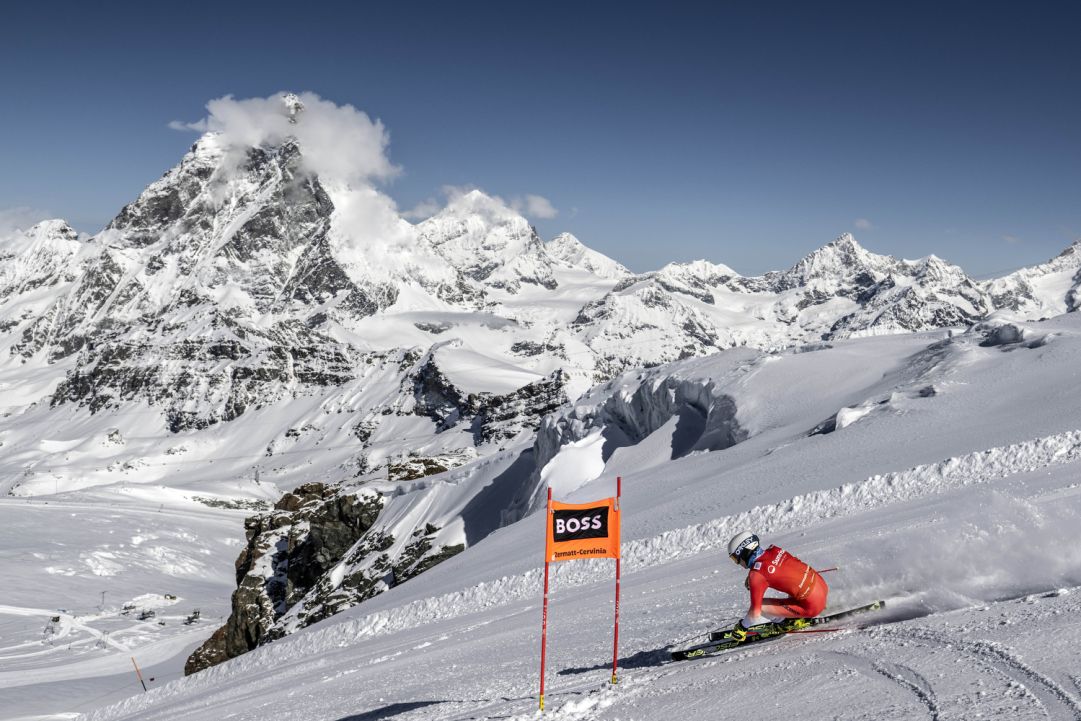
[696,596,882,648]
[809,599,885,627]
[671,627,786,661]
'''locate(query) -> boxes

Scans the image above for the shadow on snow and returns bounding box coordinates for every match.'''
[334,701,445,721]
[557,646,672,676]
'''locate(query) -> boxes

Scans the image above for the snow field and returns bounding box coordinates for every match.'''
[0,500,246,718]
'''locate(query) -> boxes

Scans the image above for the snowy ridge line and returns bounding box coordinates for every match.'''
[82,429,1081,719]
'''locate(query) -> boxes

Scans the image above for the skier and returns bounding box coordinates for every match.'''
[727,530,828,641]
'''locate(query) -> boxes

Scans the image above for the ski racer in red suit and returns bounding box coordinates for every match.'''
[727,530,828,641]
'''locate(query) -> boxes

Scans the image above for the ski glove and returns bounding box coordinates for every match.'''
[732,621,749,642]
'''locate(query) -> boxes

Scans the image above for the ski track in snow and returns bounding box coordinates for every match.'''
[820,651,942,721]
[874,627,1081,720]
[869,661,942,721]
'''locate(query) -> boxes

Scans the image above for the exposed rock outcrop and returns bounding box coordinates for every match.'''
[185,482,383,674]
[184,479,469,676]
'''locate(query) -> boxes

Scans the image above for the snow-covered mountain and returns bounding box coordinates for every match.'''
[3,94,1081,711]
[983,239,1081,318]
[575,234,998,370]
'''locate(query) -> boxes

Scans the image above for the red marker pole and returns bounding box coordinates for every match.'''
[611,475,621,685]
[131,656,147,692]
[539,487,552,712]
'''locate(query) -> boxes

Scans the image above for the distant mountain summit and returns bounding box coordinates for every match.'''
[984,239,1081,318]
[545,232,632,280]
[768,232,884,289]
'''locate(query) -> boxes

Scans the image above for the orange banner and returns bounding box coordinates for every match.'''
[545,497,621,562]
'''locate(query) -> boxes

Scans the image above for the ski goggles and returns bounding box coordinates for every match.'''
[729,538,757,567]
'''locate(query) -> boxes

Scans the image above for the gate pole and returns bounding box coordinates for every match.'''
[539,487,553,711]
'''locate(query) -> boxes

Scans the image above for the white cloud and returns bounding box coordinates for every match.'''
[171,92,409,261]
[1002,234,1022,245]
[170,94,556,247]
[167,119,206,132]
[169,91,398,187]
[401,198,442,221]
[440,184,480,202]
[854,218,873,231]
[404,186,559,223]
[0,206,51,238]
[515,194,558,219]
[398,185,475,222]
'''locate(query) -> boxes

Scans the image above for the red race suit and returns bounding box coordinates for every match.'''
[742,545,828,626]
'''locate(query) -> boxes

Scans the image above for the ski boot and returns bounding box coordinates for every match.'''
[709,618,807,643]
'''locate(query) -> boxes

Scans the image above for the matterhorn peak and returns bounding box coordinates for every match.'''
[281,92,305,124]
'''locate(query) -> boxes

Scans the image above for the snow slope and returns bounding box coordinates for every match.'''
[67,312,1081,721]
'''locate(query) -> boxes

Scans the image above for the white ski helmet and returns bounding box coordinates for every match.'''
[727,530,760,568]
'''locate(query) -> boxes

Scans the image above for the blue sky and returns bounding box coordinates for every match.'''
[1,1,1079,275]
